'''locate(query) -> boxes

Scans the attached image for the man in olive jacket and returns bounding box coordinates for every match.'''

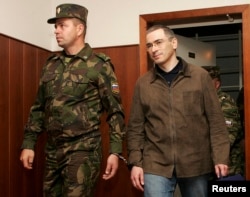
[127,25,229,197]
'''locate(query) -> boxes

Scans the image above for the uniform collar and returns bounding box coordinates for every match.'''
[54,43,93,62]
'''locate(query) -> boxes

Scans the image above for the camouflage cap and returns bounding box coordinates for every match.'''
[202,65,221,80]
[47,4,88,24]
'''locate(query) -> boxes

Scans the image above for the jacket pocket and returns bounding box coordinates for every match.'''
[183,90,202,115]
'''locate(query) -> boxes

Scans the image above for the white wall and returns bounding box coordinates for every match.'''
[0,0,53,50]
[1,0,250,51]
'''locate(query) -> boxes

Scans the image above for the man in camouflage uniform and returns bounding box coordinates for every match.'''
[203,66,245,177]
[19,4,126,197]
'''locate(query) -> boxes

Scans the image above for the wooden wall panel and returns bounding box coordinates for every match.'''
[0,34,53,197]
[94,45,140,122]
[8,39,27,197]
[94,46,142,197]
[242,4,250,179]
[0,34,142,197]
[20,44,47,197]
[0,34,10,197]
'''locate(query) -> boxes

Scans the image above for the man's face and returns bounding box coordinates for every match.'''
[146,29,177,66]
[54,18,83,49]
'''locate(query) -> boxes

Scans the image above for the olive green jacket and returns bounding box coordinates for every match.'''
[217,89,245,175]
[21,43,125,154]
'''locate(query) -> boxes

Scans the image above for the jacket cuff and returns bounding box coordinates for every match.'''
[110,141,122,154]
[20,141,35,150]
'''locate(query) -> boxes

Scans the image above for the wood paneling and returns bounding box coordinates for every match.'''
[242,4,250,180]
[94,46,142,197]
[9,38,26,197]
[94,45,140,121]
[0,34,142,197]
[0,35,53,197]
[0,33,10,197]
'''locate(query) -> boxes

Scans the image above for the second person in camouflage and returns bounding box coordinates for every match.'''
[19,3,126,197]
[203,65,245,177]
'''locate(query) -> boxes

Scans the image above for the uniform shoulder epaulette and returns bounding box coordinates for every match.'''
[94,52,115,71]
[95,52,111,62]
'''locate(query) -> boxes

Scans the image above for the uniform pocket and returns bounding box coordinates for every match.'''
[41,73,57,97]
[63,74,90,98]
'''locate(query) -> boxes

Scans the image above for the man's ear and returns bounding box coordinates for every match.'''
[215,79,221,90]
[172,37,178,50]
[77,23,84,36]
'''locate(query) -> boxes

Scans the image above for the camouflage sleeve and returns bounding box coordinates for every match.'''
[236,87,244,130]
[21,68,47,150]
[218,91,243,147]
[97,58,126,154]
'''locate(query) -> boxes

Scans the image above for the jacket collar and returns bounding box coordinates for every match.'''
[150,57,191,83]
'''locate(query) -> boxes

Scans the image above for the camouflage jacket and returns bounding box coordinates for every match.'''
[217,89,245,175]
[21,43,125,153]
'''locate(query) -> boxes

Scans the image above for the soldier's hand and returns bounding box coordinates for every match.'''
[102,154,119,180]
[20,149,35,170]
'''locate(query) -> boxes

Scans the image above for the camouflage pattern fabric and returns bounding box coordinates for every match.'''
[217,89,245,176]
[47,4,88,24]
[21,43,126,196]
[202,65,220,80]
[43,141,102,196]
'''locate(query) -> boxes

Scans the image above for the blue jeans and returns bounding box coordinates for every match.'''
[144,173,210,197]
